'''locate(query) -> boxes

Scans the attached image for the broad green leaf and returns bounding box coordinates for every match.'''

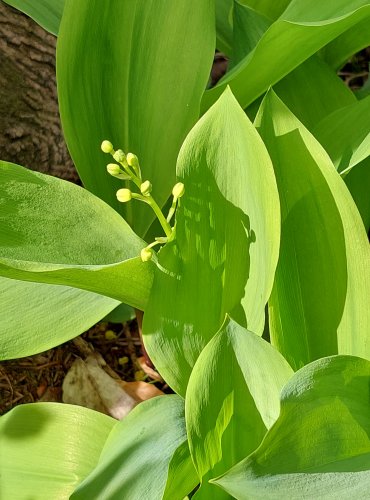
[321,15,370,70]
[186,317,293,497]
[274,55,355,130]
[202,2,370,112]
[72,395,198,500]
[143,88,280,395]
[255,91,370,369]
[232,2,271,68]
[313,95,370,174]
[57,0,215,237]
[214,355,370,499]
[0,277,119,360]
[344,158,370,233]
[0,403,115,499]
[3,0,64,35]
[0,161,153,310]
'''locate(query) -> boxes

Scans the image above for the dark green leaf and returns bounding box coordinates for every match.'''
[57,0,215,237]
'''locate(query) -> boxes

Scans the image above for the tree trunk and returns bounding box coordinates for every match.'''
[0,2,77,181]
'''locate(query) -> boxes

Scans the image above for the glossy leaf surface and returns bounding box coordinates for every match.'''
[214,355,370,499]
[72,395,198,500]
[0,403,115,499]
[202,2,370,112]
[57,0,215,237]
[0,161,153,309]
[256,91,370,369]
[186,318,293,496]
[143,88,280,395]
[0,277,119,360]
[3,0,64,35]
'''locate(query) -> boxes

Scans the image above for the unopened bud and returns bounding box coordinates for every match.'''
[141,247,153,262]
[116,188,132,202]
[172,182,185,199]
[101,140,114,154]
[107,163,121,176]
[113,149,126,163]
[127,153,139,168]
[140,180,152,196]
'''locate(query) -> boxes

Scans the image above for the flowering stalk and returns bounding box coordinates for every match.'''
[101,140,184,261]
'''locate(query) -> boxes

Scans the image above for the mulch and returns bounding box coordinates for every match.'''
[0,320,145,415]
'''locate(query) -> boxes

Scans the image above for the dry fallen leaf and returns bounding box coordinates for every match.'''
[137,356,163,382]
[62,354,163,419]
[62,355,136,419]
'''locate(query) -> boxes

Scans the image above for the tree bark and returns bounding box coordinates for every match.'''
[0,2,77,181]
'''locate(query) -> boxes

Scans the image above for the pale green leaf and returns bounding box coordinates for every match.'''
[57,0,215,237]
[186,317,293,496]
[344,158,370,232]
[202,2,370,112]
[255,90,370,369]
[143,88,280,395]
[0,403,115,499]
[72,395,198,500]
[313,94,370,174]
[214,355,370,499]
[0,161,153,309]
[0,277,119,360]
[3,0,64,35]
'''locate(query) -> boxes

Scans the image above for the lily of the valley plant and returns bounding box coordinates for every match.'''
[1,0,370,499]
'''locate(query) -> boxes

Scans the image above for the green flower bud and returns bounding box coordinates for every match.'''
[140,180,152,196]
[116,188,132,203]
[107,163,121,176]
[141,247,153,262]
[113,149,126,163]
[127,153,139,168]
[172,182,185,199]
[101,140,114,154]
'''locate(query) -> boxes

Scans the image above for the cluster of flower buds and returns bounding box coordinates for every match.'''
[101,140,185,262]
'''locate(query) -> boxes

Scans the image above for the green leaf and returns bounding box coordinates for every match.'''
[3,0,64,35]
[321,14,370,70]
[0,161,153,310]
[213,355,370,499]
[313,95,370,174]
[232,2,271,68]
[216,0,234,54]
[143,88,280,395]
[240,0,291,20]
[202,1,370,112]
[274,55,355,130]
[0,277,119,360]
[72,395,198,500]
[344,158,370,232]
[186,317,293,497]
[255,91,370,369]
[0,403,115,499]
[101,302,135,323]
[57,0,215,237]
